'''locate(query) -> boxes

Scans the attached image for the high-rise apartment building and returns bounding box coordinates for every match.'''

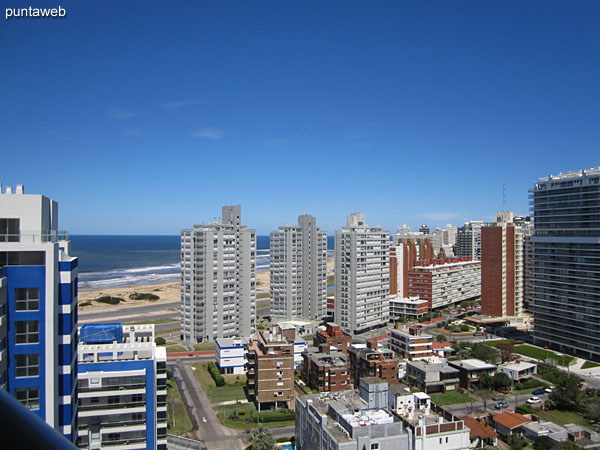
[77,323,167,450]
[270,215,327,320]
[419,224,430,235]
[0,183,78,442]
[389,237,434,298]
[456,221,484,260]
[531,168,600,361]
[481,212,525,317]
[334,213,390,335]
[180,205,256,342]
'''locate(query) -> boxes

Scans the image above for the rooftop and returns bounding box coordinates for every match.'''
[461,417,498,439]
[499,361,536,371]
[450,359,497,371]
[536,167,600,182]
[493,412,532,430]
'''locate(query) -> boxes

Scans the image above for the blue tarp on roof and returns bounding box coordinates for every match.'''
[80,323,123,344]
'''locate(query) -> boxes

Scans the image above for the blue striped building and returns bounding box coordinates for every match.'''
[0,183,78,442]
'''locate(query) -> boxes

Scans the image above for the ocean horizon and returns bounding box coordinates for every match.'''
[71,234,334,291]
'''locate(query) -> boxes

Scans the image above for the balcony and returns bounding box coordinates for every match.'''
[0,230,69,244]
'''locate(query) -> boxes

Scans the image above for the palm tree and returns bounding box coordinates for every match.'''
[247,423,276,450]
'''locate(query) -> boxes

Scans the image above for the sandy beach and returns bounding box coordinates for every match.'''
[78,255,334,311]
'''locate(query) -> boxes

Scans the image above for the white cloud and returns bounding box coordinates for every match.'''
[422,212,459,221]
[191,128,223,139]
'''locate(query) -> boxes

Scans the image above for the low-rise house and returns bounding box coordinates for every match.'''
[497,361,536,381]
[349,339,400,387]
[405,360,460,393]
[492,411,532,437]
[519,421,600,449]
[461,417,498,448]
[388,324,434,361]
[216,337,249,375]
[448,359,497,390]
[301,343,350,392]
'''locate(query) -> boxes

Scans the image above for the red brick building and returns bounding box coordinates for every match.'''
[349,338,399,387]
[246,327,295,411]
[390,237,434,298]
[313,323,352,355]
[481,212,524,317]
[301,343,350,392]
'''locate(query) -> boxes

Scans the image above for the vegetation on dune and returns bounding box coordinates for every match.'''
[129,292,160,301]
[95,296,124,304]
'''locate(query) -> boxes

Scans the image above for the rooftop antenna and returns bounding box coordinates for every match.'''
[502,183,506,212]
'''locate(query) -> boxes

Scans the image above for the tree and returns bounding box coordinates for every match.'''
[497,342,516,364]
[472,343,499,364]
[584,398,600,423]
[509,435,527,450]
[558,441,584,450]
[247,423,276,450]
[533,436,554,450]
[478,371,493,390]
[550,374,581,411]
[435,334,447,342]
[492,372,512,390]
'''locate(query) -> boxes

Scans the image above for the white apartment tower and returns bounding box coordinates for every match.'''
[181,205,256,343]
[270,215,327,320]
[335,213,390,335]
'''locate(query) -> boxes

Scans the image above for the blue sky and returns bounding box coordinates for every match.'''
[1,1,599,235]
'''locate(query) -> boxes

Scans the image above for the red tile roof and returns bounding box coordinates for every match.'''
[432,342,453,349]
[493,412,532,430]
[462,417,498,439]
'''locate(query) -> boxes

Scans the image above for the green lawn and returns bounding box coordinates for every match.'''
[167,378,193,434]
[166,344,188,353]
[484,341,574,367]
[192,363,247,403]
[217,404,295,431]
[257,293,270,300]
[430,390,472,406]
[327,275,334,287]
[537,409,593,428]
[582,361,600,370]
[514,345,574,367]
[193,342,216,351]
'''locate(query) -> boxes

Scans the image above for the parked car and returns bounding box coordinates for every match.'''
[494,401,510,409]
[493,395,505,401]
[532,388,546,395]
[497,388,510,394]
[545,387,553,393]
[527,396,542,404]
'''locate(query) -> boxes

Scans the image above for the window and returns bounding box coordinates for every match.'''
[15,321,39,344]
[15,288,39,311]
[371,444,380,450]
[15,354,39,377]
[15,387,39,410]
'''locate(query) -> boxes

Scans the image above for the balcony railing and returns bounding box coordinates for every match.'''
[0,231,69,244]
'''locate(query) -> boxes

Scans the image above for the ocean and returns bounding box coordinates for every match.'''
[72,235,334,291]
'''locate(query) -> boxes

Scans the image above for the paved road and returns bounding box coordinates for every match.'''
[79,301,180,322]
[171,359,247,450]
[444,392,550,417]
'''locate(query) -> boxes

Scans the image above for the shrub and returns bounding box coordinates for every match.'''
[515,378,547,390]
[516,403,536,415]
[207,362,225,386]
[96,296,123,305]
[155,337,166,345]
[129,292,160,301]
[460,324,470,332]
[79,301,91,307]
